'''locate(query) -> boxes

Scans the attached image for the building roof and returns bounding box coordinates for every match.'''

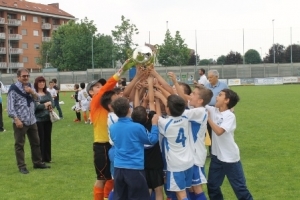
[0,0,75,18]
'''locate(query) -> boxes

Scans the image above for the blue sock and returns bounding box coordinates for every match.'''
[108,190,114,200]
[194,192,207,200]
[189,191,196,200]
[151,191,155,200]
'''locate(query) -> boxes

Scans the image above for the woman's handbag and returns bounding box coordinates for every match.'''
[49,105,60,123]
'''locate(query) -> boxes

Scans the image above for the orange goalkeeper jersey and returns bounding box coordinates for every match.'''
[90,75,118,143]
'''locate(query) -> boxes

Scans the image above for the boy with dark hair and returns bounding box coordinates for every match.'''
[206,89,253,200]
[186,86,213,200]
[110,97,159,200]
[158,94,193,200]
[86,61,132,200]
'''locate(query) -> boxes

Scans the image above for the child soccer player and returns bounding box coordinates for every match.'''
[187,86,213,200]
[86,60,132,200]
[72,83,81,122]
[206,89,253,200]
[110,97,159,200]
[100,89,121,200]
[158,94,194,200]
[78,82,91,124]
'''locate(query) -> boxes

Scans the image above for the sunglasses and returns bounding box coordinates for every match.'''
[20,75,30,78]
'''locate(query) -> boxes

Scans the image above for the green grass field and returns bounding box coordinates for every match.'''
[0,84,299,199]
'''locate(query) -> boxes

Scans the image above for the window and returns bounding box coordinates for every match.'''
[34,57,39,64]
[33,16,38,23]
[21,15,27,21]
[33,30,38,36]
[23,57,28,63]
[22,43,28,49]
[34,43,40,49]
[21,29,27,35]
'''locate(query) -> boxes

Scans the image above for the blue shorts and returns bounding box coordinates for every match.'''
[166,167,193,191]
[192,165,207,186]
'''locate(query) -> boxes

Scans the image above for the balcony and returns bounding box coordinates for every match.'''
[42,37,51,42]
[8,62,24,69]
[0,62,7,68]
[52,25,60,30]
[9,34,22,40]
[41,23,51,29]
[0,47,6,54]
[7,19,22,26]
[10,48,23,54]
[0,17,5,24]
[0,33,5,39]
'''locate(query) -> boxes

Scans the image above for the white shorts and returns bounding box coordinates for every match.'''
[81,100,90,112]
[191,165,207,186]
[166,167,193,191]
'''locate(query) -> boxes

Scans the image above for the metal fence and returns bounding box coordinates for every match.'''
[0,63,300,85]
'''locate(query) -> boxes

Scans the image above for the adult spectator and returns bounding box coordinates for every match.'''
[7,68,50,174]
[0,81,6,132]
[34,76,54,163]
[205,69,228,156]
[194,68,208,86]
[52,78,63,119]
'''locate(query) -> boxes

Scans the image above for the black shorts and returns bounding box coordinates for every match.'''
[145,168,164,190]
[93,142,112,180]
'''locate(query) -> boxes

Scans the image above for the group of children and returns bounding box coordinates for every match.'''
[86,62,253,200]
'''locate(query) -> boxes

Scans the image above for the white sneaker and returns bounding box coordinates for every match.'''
[0,129,6,132]
[85,121,89,124]
[59,101,65,105]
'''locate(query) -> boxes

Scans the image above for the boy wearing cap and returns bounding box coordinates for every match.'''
[87,61,132,200]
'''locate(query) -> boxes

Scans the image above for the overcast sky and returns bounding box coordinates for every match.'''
[31,0,300,60]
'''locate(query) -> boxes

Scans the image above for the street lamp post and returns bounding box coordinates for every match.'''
[272,19,275,63]
[91,34,94,79]
[260,47,262,59]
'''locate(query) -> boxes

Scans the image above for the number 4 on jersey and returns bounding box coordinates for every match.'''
[176,128,186,147]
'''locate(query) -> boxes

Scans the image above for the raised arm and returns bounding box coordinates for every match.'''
[147,76,155,111]
[151,69,174,95]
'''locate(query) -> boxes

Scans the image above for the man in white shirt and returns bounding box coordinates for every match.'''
[194,68,208,86]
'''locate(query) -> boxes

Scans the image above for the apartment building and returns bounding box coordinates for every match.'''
[0,0,75,73]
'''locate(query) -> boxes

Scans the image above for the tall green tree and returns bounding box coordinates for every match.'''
[199,59,210,65]
[217,55,226,65]
[41,17,113,71]
[285,44,300,63]
[244,49,261,64]
[157,30,190,66]
[225,51,243,64]
[38,41,52,67]
[111,16,139,64]
[264,43,286,63]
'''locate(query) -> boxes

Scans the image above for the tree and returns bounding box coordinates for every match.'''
[199,59,210,65]
[285,44,300,63]
[111,16,139,64]
[217,55,226,65]
[224,51,243,64]
[41,17,113,71]
[157,30,190,66]
[264,43,286,63]
[188,53,200,65]
[244,49,261,64]
[38,41,52,67]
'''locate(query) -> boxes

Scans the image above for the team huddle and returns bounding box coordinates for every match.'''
[87,61,253,200]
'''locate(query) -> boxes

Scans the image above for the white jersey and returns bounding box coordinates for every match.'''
[183,107,208,167]
[158,116,193,172]
[47,88,57,99]
[198,75,208,85]
[108,112,118,145]
[78,89,91,111]
[206,106,240,162]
